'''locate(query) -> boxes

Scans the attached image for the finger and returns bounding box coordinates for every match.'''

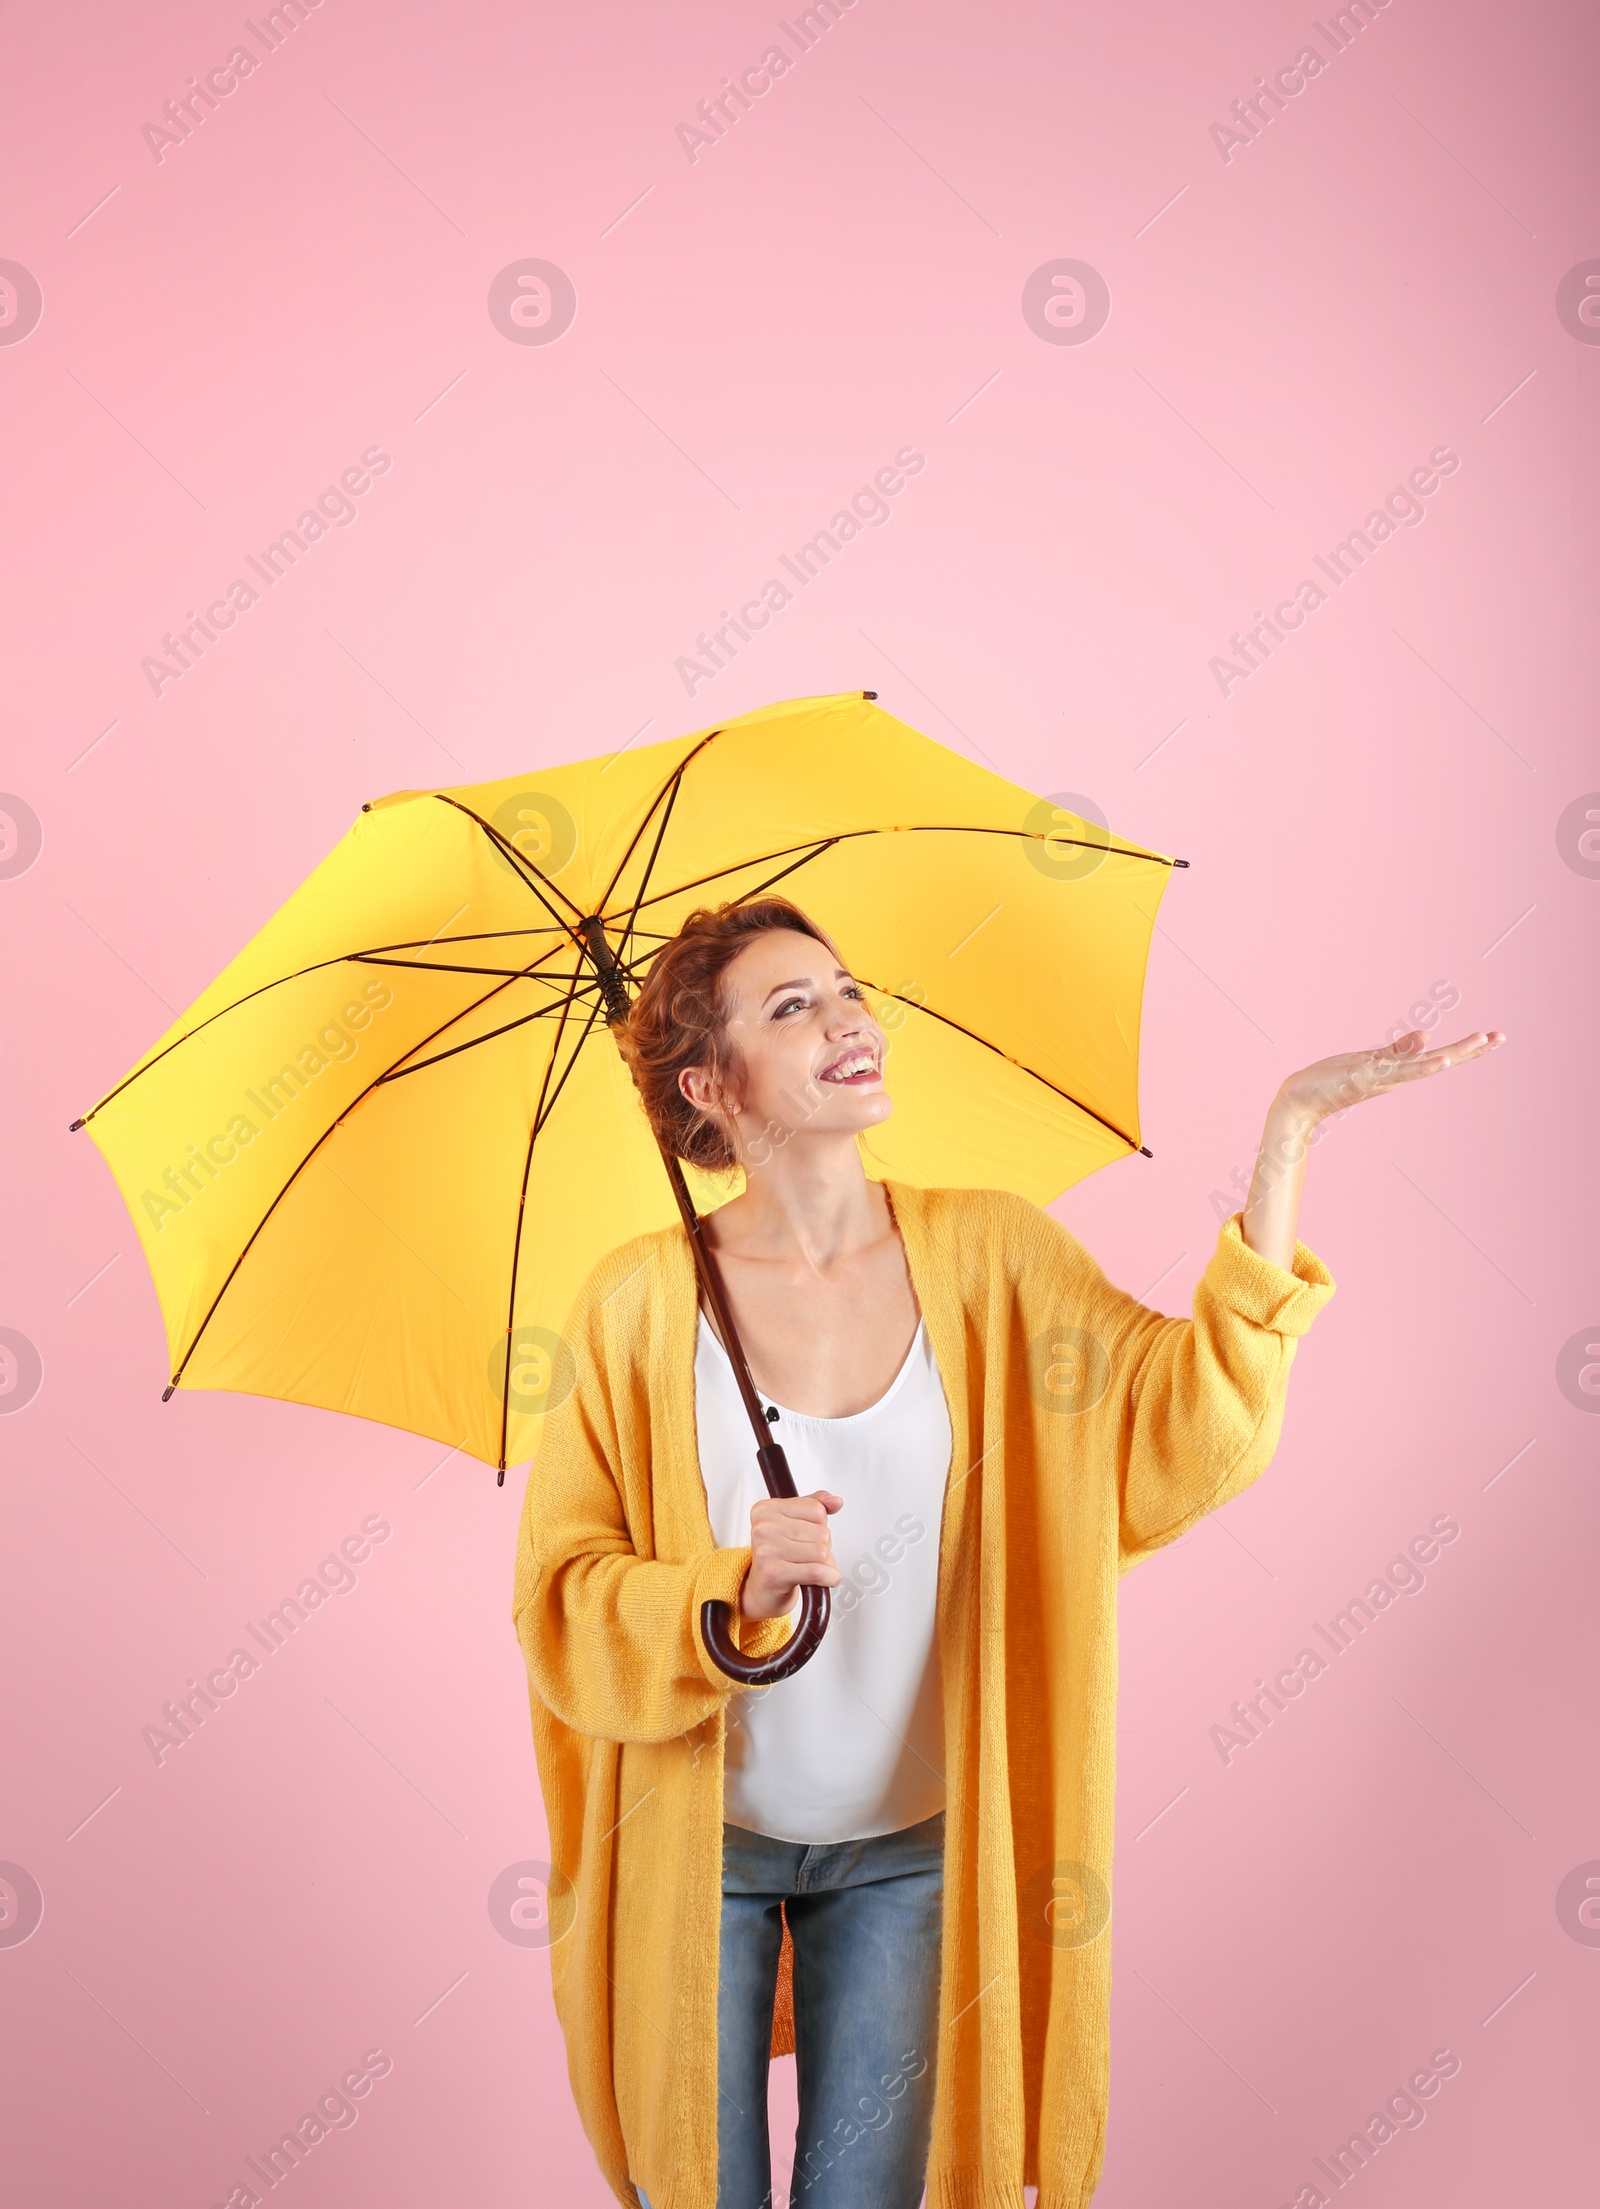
[754,1521,837,1561]
[776,1559,842,1588]
[1369,1029,1468,1070]
[1435,1029,1505,1062]
[1371,1031,1501,1084]
[759,1530,837,1567]
[1400,1030,1498,1073]
[771,1492,844,1525]
[755,1556,841,1592]
[754,1495,830,1525]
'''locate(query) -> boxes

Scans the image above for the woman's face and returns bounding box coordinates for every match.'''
[679,928,893,1165]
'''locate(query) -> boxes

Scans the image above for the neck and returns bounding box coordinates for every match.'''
[706,1134,891,1268]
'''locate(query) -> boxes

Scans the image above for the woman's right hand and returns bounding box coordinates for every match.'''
[740,1490,843,1621]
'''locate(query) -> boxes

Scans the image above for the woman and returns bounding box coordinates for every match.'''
[512,895,1502,2209]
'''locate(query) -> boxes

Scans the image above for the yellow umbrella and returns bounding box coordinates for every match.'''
[75,690,1182,1497]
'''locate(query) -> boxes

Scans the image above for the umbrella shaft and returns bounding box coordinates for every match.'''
[577,915,633,1023]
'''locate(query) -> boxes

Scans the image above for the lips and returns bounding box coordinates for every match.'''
[818,1049,881,1085]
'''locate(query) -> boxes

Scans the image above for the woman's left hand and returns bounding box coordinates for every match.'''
[1277,1027,1506,1124]
[1239,1025,1507,1271]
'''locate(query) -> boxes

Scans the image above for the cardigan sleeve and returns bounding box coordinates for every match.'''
[1003,1194,1335,1573]
[511,1275,797,1745]
[1098,1211,1336,1572]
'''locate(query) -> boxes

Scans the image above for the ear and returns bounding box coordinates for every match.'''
[679,1063,731,1116]
[680,1059,745,1122]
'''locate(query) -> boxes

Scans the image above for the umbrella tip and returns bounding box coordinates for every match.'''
[1173,857,1190,868]
[361,802,372,812]
[496,1465,506,1487]
[1138,1145,1153,1158]
[162,1383,177,1401]
[69,1117,85,1132]
[862,690,878,700]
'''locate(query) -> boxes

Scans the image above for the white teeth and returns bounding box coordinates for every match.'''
[823,1052,875,1081]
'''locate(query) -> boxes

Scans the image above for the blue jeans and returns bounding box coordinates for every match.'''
[638,1811,944,2209]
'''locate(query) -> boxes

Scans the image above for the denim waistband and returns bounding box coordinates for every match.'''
[721,1810,946,1896]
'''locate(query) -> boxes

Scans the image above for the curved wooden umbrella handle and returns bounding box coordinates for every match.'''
[699,1432,831,1685]
[700,1580,831,1687]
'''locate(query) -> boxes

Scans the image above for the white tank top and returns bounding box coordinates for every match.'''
[695,1308,952,1844]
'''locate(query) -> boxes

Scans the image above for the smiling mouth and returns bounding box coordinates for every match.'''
[818,1050,881,1086]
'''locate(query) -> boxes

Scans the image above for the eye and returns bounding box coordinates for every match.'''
[772,995,807,1018]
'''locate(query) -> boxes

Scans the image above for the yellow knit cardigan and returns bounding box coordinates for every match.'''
[512,1180,1335,2209]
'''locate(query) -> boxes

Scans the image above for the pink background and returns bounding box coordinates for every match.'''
[3,1,1596,2204]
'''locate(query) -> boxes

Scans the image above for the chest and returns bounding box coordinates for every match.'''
[702,1234,922,1418]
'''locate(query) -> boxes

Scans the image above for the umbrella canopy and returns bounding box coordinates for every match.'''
[76,690,1182,1478]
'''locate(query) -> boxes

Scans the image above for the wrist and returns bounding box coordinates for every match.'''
[1272,1086,1317,1157]
[1267,1090,1319,1145]
[740,1576,798,1623]
[738,1565,784,1622]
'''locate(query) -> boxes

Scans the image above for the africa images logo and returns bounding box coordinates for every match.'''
[488,1861,577,1948]
[1026,1324,1111,1415]
[1020,1860,1110,1949]
[488,1326,577,1421]
[0,261,43,346]
[1021,261,1111,346]
[487,261,577,346]
[1555,259,1600,344]
[0,1328,44,1415]
[0,794,44,879]
[0,1862,45,1949]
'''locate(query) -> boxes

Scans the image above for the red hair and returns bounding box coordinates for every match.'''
[613,896,841,1170]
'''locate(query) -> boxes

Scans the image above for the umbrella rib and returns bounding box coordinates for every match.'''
[595,835,843,944]
[496,987,579,1466]
[529,998,606,1139]
[605,821,1177,926]
[74,931,581,1124]
[607,752,698,984]
[74,950,408,1123]
[497,986,608,1470]
[624,834,845,921]
[352,954,581,981]
[366,923,572,948]
[930,821,1176,864]
[593,731,723,922]
[853,977,1143,1153]
[377,989,603,1087]
[163,960,584,1390]
[429,792,589,930]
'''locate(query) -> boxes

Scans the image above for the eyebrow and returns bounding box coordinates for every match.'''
[761,968,852,1005]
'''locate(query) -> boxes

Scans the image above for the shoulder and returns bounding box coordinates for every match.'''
[887,1181,1099,1284]
[563,1221,689,1348]
[888,1180,1027,1230]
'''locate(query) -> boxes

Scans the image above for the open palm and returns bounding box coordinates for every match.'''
[1281,1027,1506,1124]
